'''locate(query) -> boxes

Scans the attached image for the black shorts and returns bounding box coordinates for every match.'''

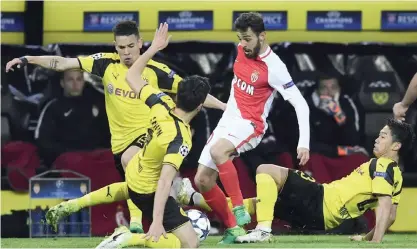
[113,133,148,180]
[128,188,189,232]
[273,170,325,231]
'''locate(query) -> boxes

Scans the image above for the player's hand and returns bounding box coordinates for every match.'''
[349,235,365,241]
[352,146,369,156]
[393,102,408,121]
[297,147,310,166]
[143,221,167,242]
[150,22,172,52]
[5,57,27,72]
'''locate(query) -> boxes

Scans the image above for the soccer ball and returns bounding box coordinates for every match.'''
[186,209,210,241]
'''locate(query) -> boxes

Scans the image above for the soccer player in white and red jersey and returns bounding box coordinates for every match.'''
[193,12,311,243]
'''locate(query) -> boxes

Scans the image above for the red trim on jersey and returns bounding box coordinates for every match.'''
[236,132,258,150]
[259,47,272,60]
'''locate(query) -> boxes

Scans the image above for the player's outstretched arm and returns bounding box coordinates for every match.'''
[5,56,80,72]
[393,72,417,121]
[369,196,394,242]
[203,94,227,111]
[287,88,311,165]
[126,23,171,94]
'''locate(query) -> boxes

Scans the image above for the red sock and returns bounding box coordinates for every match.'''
[218,160,244,207]
[202,185,237,228]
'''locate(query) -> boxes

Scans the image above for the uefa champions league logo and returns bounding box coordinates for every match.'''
[56,180,64,189]
[107,84,114,94]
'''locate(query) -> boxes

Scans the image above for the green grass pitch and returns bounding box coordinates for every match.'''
[2,234,416,248]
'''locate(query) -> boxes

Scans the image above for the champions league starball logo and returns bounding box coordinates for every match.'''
[388,13,397,23]
[179,145,190,157]
[107,84,114,94]
[90,14,100,25]
[56,180,64,189]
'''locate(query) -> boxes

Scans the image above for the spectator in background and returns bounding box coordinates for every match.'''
[304,73,369,183]
[34,69,110,167]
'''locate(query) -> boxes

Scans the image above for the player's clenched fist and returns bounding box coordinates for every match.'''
[5,57,28,72]
[392,102,408,121]
[297,147,310,166]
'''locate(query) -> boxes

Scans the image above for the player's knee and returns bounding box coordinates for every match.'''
[256,164,277,175]
[181,235,199,248]
[121,146,140,169]
[121,153,131,170]
[194,172,214,192]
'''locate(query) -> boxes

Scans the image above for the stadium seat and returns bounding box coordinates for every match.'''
[1,115,11,146]
[1,141,41,192]
[356,72,403,152]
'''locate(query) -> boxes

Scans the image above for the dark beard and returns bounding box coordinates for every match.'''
[244,39,262,59]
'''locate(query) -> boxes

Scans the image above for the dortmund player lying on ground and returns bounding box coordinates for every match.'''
[47,23,210,248]
[176,118,415,244]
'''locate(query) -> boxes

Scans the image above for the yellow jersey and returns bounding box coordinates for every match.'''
[126,84,192,194]
[323,157,403,230]
[77,53,182,153]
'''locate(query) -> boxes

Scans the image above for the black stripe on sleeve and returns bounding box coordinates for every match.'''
[166,114,184,155]
[369,158,377,179]
[145,94,163,108]
[384,162,396,186]
[77,58,82,69]
[393,187,402,197]
[147,64,175,91]
[91,58,118,78]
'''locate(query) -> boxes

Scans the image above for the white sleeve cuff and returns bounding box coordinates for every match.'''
[287,89,310,150]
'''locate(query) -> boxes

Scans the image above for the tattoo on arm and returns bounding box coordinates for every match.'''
[49,59,59,69]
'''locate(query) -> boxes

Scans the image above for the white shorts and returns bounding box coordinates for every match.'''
[197,117,263,171]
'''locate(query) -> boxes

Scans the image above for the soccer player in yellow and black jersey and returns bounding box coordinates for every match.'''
[95,23,210,248]
[231,118,415,244]
[6,21,225,233]
[175,118,415,244]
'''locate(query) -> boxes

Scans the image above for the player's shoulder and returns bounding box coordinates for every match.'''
[82,52,120,61]
[260,48,288,72]
[147,59,173,74]
[375,157,399,169]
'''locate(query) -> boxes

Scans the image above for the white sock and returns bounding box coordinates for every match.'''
[255,224,272,233]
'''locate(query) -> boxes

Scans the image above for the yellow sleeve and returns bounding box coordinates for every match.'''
[392,187,402,205]
[77,53,117,78]
[371,158,396,196]
[147,60,183,93]
[139,84,176,109]
[392,177,403,205]
[161,138,191,171]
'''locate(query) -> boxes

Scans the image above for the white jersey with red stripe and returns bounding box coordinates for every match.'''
[198,44,303,171]
[225,44,296,135]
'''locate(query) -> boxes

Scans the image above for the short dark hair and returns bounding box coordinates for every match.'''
[176,75,211,112]
[387,118,415,158]
[112,21,139,38]
[234,12,265,35]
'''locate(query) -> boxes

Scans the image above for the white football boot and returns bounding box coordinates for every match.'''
[235,228,273,243]
[96,226,132,249]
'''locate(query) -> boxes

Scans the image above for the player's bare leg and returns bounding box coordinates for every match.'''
[236,164,287,243]
[195,165,246,244]
[210,138,251,226]
[121,146,141,169]
[172,221,200,248]
[121,145,144,233]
